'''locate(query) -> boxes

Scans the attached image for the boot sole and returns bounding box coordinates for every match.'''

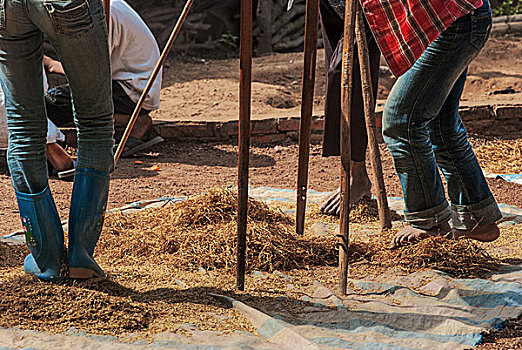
[69,267,102,279]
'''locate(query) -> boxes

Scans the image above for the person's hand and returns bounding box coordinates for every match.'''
[43,55,65,75]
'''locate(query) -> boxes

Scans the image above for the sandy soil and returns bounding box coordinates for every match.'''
[0,35,521,348]
[154,36,522,123]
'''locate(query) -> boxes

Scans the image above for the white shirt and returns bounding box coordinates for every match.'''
[109,0,162,111]
[0,71,64,148]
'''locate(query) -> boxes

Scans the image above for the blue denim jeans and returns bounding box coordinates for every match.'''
[382,0,502,230]
[0,0,114,194]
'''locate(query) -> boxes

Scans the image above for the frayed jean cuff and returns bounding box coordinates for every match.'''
[450,196,502,230]
[405,200,452,230]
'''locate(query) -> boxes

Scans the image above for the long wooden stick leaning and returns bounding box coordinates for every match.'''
[354,3,392,229]
[296,0,320,235]
[104,0,110,29]
[114,0,195,164]
[237,0,253,291]
[338,0,357,295]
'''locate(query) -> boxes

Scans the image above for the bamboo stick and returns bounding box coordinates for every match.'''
[354,2,392,229]
[296,0,320,235]
[237,0,253,291]
[114,0,195,164]
[338,0,357,295]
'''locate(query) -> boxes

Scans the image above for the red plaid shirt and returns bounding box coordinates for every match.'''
[361,0,483,77]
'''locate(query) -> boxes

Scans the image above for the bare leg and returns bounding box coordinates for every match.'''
[46,142,74,172]
[319,160,372,216]
[113,113,152,141]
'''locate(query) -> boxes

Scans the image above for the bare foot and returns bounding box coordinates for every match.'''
[319,161,371,216]
[452,223,500,242]
[389,222,452,249]
[320,188,342,216]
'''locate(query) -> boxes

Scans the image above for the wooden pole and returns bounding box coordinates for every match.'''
[296,0,320,235]
[338,0,357,295]
[113,0,195,164]
[354,3,392,229]
[104,0,110,29]
[237,0,253,291]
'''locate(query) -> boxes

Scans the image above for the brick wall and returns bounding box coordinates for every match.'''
[152,105,521,144]
[56,104,520,146]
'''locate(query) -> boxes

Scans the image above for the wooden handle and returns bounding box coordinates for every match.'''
[338,0,357,296]
[237,0,253,292]
[296,0,320,235]
[104,0,110,29]
[354,3,392,229]
[114,0,195,164]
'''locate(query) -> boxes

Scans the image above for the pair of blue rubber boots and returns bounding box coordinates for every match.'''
[16,168,109,282]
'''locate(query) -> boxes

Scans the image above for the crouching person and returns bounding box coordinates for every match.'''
[0,0,114,281]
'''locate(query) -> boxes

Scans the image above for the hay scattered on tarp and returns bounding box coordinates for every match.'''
[478,224,522,263]
[307,196,402,224]
[369,233,501,278]
[0,189,511,338]
[0,275,152,335]
[475,138,522,174]
[99,189,338,272]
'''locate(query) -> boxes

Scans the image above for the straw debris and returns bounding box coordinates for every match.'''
[0,275,152,335]
[369,233,501,278]
[99,188,338,272]
[475,138,522,174]
[0,242,26,269]
[307,196,402,224]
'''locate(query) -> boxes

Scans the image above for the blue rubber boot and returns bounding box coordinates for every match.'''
[16,186,65,282]
[67,168,110,279]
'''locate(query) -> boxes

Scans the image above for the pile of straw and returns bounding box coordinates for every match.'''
[99,188,499,278]
[475,138,522,174]
[307,196,402,224]
[0,275,152,335]
[367,233,500,278]
[99,189,338,272]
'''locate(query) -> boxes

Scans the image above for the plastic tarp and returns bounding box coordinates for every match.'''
[2,187,522,349]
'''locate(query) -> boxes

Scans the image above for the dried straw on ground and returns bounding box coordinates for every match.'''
[307,196,402,225]
[368,232,501,278]
[0,242,26,269]
[99,188,338,272]
[99,189,499,278]
[0,189,509,338]
[0,275,151,334]
[475,138,522,174]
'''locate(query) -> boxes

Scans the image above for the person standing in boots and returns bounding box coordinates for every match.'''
[0,0,114,281]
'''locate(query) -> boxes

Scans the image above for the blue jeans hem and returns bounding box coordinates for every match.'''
[450,196,502,230]
[404,200,452,229]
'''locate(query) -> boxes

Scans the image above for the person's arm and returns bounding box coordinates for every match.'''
[43,55,65,75]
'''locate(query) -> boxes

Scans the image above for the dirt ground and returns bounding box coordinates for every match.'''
[0,35,521,348]
[154,35,522,122]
